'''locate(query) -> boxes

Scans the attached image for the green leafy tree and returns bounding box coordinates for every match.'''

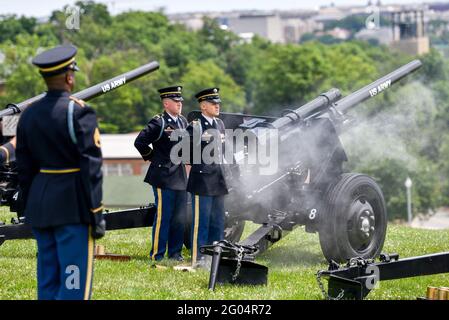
[0,34,57,106]
[0,15,37,43]
[49,1,113,59]
[224,37,270,110]
[180,60,245,115]
[198,17,239,54]
[89,50,169,132]
[251,42,376,114]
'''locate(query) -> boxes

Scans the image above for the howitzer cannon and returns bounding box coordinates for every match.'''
[0,61,161,245]
[190,60,424,290]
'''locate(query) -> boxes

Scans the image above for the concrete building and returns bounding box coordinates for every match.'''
[281,16,323,43]
[391,9,430,55]
[355,27,394,45]
[226,14,285,43]
[167,4,437,47]
[325,27,352,40]
[223,11,323,44]
[314,5,348,23]
[169,12,209,31]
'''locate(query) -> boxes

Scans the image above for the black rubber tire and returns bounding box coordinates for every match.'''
[318,173,387,263]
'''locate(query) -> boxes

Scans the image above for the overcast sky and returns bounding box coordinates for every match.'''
[0,0,426,17]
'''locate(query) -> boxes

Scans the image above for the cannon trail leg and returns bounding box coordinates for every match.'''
[200,213,297,290]
[208,245,223,291]
[318,252,449,300]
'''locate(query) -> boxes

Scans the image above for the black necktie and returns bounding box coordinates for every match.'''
[176,118,182,129]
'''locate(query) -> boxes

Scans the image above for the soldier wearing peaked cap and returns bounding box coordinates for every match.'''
[186,87,229,268]
[16,45,105,300]
[134,86,188,262]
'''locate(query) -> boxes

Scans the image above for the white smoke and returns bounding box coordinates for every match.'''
[341,81,437,171]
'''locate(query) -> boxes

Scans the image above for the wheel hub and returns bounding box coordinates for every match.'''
[359,210,375,237]
[348,199,376,251]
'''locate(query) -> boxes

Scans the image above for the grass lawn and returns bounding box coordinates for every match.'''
[0,207,448,300]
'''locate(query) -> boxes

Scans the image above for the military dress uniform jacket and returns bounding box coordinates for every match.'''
[186,115,229,197]
[134,111,188,191]
[16,90,103,228]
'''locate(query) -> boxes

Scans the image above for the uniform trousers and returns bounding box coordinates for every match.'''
[150,187,187,261]
[190,194,225,264]
[32,224,94,300]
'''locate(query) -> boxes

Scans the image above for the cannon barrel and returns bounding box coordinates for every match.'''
[0,61,160,119]
[266,60,422,131]
[270,88,342,130]
[333,59,422,114]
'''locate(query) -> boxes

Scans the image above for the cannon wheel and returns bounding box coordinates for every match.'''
[318,173,387,263]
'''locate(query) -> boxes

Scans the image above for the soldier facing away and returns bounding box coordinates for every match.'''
[16,45,105,300]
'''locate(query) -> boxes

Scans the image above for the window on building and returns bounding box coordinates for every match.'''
[121,163,133,176]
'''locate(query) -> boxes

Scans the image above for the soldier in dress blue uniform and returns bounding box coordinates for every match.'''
[16,45,105,300]
[134,86,188,262]
[186,88,229,267]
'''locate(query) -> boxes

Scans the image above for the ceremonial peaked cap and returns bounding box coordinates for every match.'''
[32,45,79,77]
[195,87,221,103]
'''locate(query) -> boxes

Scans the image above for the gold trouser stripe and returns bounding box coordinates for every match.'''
[0,146,9,164]
[40,168,81,174]
[91,206,104,213]
[84,226,94,300]
[39,57,75,72]
[151,188,163,261]
[192,195,200,265]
